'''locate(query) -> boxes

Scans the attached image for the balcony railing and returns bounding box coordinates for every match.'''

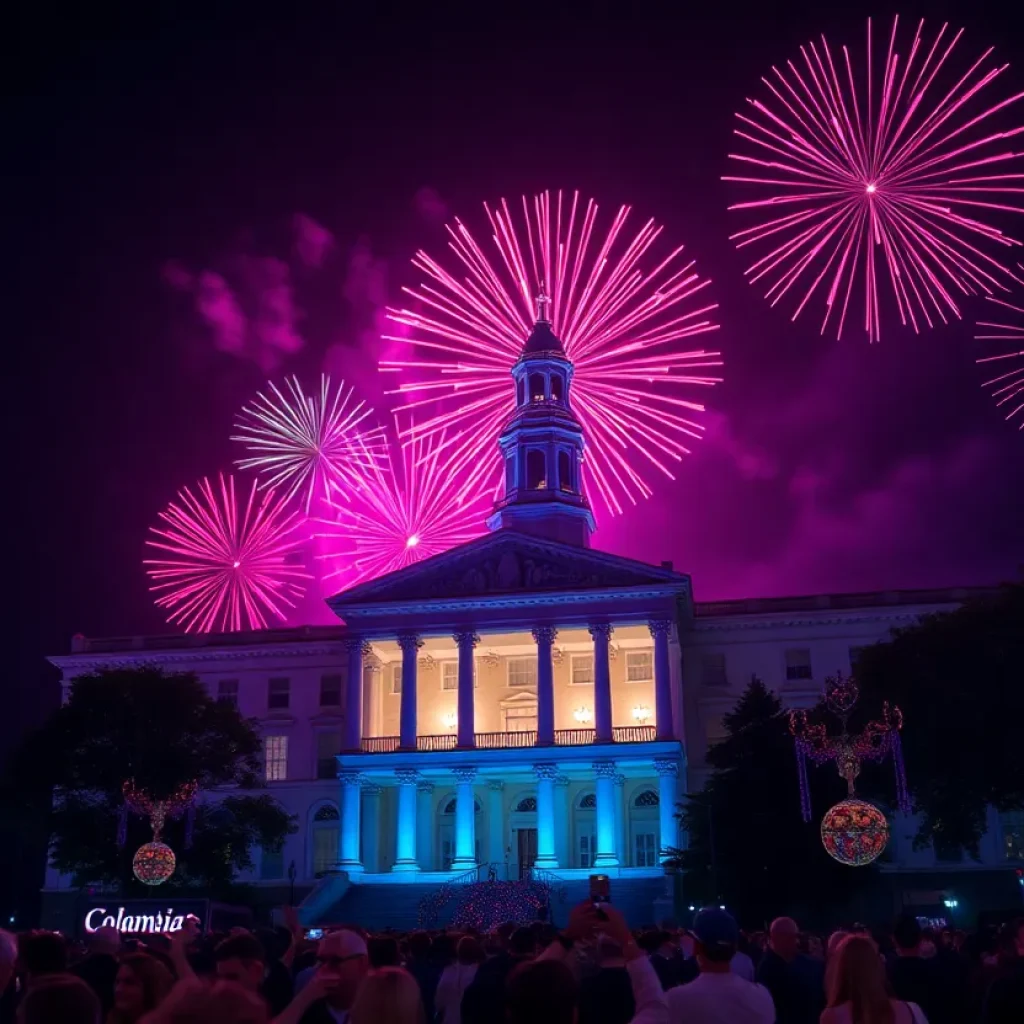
[357,724,657,753]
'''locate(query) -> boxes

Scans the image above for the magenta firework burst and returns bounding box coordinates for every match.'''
[381,190,723,517]
[145,474,310,632]
[232,375,386,512]
[976,277,1024,427]
[726,16,1024,341]
[313,431,488,590]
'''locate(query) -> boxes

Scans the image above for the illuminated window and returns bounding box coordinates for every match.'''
[316,732,340,780]
[701,653,728,687]
[442,662,458,691]
[558,450,573,492]
[529,373,545,400]
[264,735,288,781]
[507,657,538,689]
[551,374,564,401]
[217,679,239,704]
[268,677,290,710]
[390,665,402,695]
[526,450,546,489]
[626,650,653,682]
[784,649,813,681]
[319,674,341,707]
[570,655,594,686]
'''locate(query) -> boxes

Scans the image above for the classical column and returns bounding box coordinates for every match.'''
[554,775,571,869]
[649,620,673,741]
[343,637,369,750]
[454,631,480,748]
[532,626,558,745]
[416,781,434,871]
[655,759,680,863]
[590,623,613,743]
[362,783,382,873]
[487,781,505,869]
[534,764,559,869]
[398,634,423,750]
[613,773,627,866]
[593,762,620,868]
[452,767,478,870]
[338,771,363,872]
[393,770,420,872]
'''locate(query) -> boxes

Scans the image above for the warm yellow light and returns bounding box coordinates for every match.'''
[632,704,651,723]
[573,706,593,724]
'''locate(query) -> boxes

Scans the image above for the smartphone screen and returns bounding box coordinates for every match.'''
[305,928,324,940]
[589,874,610,904]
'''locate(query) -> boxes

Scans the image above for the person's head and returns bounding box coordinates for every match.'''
[508,927,535,958]
[456,935,484,966]
[407,931,431,961]
[88,925,122,958]
[368,935,401,968]
[769,917,800,962]
[317,929,369,1010]
[892,914,922,955]
[350,967,424,1024]
[433,933,456,965]
[18,931,68,981]
[827,935,890,1021]
[827,930,849,960]
[16,973,100,1024]
[506,959,577,1024]
[213,934,266,992]
[691,908,739,973]
[136,978,268,1024]
[112,953,174,1022]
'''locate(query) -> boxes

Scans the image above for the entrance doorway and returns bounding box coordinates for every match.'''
[516,828,538,878]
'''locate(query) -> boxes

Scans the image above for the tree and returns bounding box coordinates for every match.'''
[855,584,1024,856]
[4,667,296,894]
[669,677,874,927]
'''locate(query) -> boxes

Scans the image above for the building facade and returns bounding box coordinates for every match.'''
[43,306,1022,928]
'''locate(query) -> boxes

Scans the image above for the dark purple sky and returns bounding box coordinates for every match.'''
[9,0,1024,704]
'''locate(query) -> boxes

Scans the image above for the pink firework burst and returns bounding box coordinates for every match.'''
[313,430,488,591]
[976,272,1024,427]
[145,474,310,633]
[381,190,723,517]
[725,15,1024,341]
[232,375,386,512]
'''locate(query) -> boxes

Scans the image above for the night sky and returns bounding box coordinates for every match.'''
[8,0,1024,750]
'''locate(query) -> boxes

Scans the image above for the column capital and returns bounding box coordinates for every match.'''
[363,783,383,797]
[396,769,421,786]
[343,636,372,656]
[648,619,673,639]
[453,630,481,647]
[453,766,477,784]
[397,633,424,654]
[654,758,679,777]
[588,623,613,641]
[487,779,505,792]
[339,771,364,786]
[534,763,560,782]
[613,773,627,788]
[593,761,618,779]
[532,625,558,646]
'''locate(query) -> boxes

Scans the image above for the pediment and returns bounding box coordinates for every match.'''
[328,530,687,612]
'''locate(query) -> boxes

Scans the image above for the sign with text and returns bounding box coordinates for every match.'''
[83,900,208,936]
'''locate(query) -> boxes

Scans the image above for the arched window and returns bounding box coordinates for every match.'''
[550,374,564,401]
[517,376,527,406]
[311,803,340,877]
[442,797,482,814]
[578,793,596,809]
[634,790,659,808]
[515,796,537,813]
[558,450,572,492]
[526,450,547,489]
[529,373,546,401]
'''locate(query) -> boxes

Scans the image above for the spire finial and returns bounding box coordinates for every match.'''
[535,284,551,324]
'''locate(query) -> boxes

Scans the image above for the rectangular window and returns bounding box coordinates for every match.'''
[319,674,342,707]
[390,665,402,695]
[217,679,239,704]
[784,649,813,681]
[634,833,657,868]
[316,731,340,780]
[268,677,291,710]
[260,845,285,880]
[264,735,288,781]
[579,834,597,869]
[505,705,537,733]
[1001,812,1024,861]
[625,650,653,682]
[700,653,728,687]
[507,656,538,689]
[442,661,458,691]
[570,654,595,686]
[312,826,338,877]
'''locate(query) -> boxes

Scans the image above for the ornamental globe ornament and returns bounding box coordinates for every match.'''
[820,798,890,867]
[133,841,177,885]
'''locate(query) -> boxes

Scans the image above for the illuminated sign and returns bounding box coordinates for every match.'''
[83,904,203,935]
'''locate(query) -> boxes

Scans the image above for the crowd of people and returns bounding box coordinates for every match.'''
[0,903,1022,1023]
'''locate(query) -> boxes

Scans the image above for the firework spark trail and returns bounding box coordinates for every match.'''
[313,429,489,590]
[976,267,1024,427]
[725,15,1024,341]
[232,375,388,512]
[145,474,310,633]
[380,190,723,517]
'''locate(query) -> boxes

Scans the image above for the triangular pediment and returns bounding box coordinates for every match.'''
[328,529,687,612]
